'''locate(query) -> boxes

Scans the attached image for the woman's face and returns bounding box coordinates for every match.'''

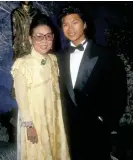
[29,25,54,55]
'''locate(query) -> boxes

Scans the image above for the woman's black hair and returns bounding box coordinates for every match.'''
[29,13,61,51]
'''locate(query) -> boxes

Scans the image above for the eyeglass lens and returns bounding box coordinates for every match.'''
[33,33,53,41]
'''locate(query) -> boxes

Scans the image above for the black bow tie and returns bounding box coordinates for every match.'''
[69,40,87,53]
[69,44,84,53]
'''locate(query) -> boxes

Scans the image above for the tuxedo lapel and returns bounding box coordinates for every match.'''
[64,53,77,106]
[74,41,99,91]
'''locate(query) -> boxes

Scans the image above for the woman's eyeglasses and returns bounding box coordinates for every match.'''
[32,33,54,42]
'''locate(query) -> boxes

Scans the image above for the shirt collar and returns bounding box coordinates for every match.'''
[70,39,87,47]
[70,39,88,54]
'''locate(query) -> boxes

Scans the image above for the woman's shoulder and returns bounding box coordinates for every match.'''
[11,55,33,85]
[20,54,33,61]
[15,54,33,63]
[12,54,33,70]
[48,53,57,61]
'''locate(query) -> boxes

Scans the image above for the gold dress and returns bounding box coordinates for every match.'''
[11,48,70,160]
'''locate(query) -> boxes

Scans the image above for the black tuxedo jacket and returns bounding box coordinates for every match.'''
[57,40,127,159]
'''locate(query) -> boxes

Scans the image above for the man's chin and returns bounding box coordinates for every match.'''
[67,37,77,42]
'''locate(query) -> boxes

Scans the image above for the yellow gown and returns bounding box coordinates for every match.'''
[11,48,70,160]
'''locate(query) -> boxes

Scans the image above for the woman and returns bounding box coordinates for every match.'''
[11,14,70,160]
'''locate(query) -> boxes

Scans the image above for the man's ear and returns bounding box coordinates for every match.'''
[52,34,54,40]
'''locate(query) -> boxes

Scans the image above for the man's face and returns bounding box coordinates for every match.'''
[62,13,86,46]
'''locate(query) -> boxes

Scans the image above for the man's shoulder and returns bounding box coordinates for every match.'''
[91,42,112,57]
[91,42,123,65]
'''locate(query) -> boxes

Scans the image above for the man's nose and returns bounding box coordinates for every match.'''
[68,25,74,31]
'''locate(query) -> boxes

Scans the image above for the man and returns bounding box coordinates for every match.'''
[57,5,127,160]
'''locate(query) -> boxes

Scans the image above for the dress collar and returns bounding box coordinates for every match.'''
[31,47,48,65]
[31,47,47,60]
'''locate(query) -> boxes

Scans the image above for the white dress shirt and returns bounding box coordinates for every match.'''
[70,39,88,88]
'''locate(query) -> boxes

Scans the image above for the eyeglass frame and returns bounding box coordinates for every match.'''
[32,32,54,42]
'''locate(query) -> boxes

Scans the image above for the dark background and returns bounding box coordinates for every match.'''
[0,1,133,159]
[0,1,133,113]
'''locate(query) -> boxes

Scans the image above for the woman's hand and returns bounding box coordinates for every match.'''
[27,127,38,144]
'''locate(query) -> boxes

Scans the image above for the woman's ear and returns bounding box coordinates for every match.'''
[29,36,32,45]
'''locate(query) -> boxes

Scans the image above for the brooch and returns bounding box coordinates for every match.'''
[41,58,47,65]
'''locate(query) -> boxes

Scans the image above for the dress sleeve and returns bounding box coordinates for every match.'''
[11,58,33,124]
